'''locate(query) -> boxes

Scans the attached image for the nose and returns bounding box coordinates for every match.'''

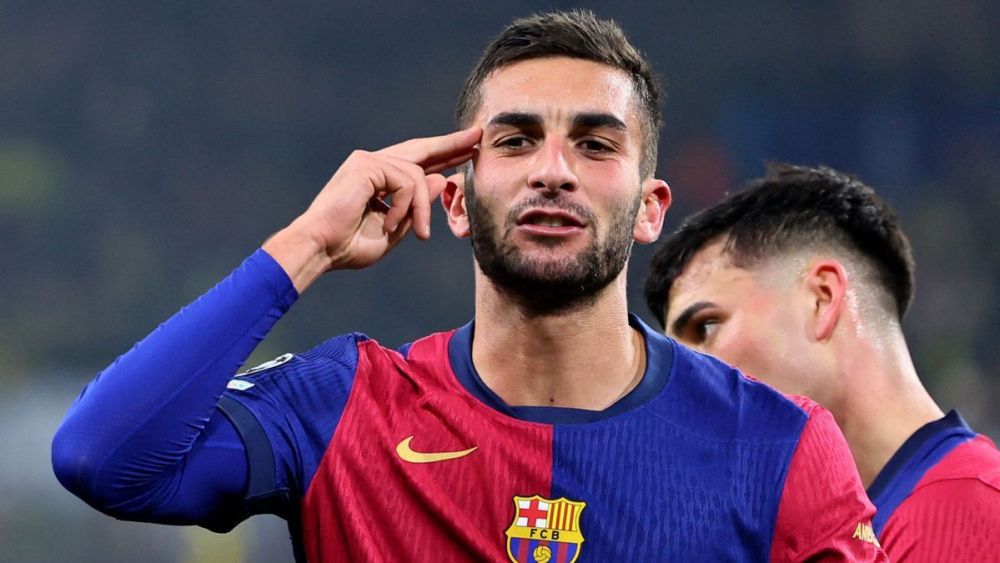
[526,137,577,194]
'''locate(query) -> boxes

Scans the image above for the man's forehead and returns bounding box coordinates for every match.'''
[666,242,740,317]
[474,57,639,127]
[671,241,733,291]
[666,241,802,324]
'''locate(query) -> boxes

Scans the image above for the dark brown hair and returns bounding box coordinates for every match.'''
[456,9,662,178]
[645,163,916,326]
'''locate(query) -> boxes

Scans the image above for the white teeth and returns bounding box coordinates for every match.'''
[532,217,566,227]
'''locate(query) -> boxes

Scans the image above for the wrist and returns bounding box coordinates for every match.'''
[261,223,332,293]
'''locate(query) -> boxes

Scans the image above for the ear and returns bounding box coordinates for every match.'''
[633,178,672,244]
[805,259,849,342]
[441,170,470,238]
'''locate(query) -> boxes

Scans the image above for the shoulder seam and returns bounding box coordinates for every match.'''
[912,475,1000,495]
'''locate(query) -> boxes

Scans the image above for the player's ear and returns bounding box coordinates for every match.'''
[633,178,671,244]
[442,170,470,238]
[805,259,849,342]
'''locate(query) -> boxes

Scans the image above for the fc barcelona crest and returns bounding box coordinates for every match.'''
[505,495,586,563]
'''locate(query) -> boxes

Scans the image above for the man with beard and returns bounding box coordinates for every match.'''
[53,11,885,562]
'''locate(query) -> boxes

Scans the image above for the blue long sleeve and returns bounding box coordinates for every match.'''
[52,249,298,529]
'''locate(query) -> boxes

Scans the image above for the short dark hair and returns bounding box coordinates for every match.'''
[644,163,916,327]
[456,9,662,178]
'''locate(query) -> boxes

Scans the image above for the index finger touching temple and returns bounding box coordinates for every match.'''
[378,127,482,169]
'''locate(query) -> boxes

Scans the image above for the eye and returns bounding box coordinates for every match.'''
[682,316,721,345]
[694,319,720,342]
[579,138,613,153]
[494,136,533,152]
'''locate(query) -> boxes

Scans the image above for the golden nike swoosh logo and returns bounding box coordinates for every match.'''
[395,436,477,464]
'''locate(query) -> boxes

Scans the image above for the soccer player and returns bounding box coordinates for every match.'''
[645,163,1000,561]
[53,12,885,561]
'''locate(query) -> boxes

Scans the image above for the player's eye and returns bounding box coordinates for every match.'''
[686,317,720,345]
[494,136,533,152]
[579,138,613,153]
[695,319,720,342]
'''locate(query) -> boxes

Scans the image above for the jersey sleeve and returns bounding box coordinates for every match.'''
[879,478,1000,562]
[51,249,298,530]
[216,333,365,518]
[770,401,888,561]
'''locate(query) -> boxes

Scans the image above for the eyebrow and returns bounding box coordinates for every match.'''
[485,111,627,132]
[669,301,715,336]
[572,112,627,132]
[487,112,542,129]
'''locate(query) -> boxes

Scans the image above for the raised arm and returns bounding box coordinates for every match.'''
[51,250,298,528]
[51,128,480,529]
[263,127,481,291]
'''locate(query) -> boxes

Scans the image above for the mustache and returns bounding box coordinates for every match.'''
[504,196,597,226]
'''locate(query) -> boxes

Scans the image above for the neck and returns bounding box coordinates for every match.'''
[830,324,943,488]
[471,269,645,410]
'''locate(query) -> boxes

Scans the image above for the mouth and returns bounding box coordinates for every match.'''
[516,209,586,228]
[513,209,587,238]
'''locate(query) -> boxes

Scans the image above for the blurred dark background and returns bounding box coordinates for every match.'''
[2,2,997,561]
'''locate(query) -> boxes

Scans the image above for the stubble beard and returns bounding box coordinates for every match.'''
[465,175,640,317]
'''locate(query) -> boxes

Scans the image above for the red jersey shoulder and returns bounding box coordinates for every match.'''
[355,329,462,395]
[396,329,456,365]
[916,434,1000,492]
[880,440,1000,563]
[769,395,883,561]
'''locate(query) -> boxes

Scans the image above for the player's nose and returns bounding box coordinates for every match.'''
[527,138,577,194]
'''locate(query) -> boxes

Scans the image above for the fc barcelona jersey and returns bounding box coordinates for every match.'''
[866,411,1000,561]
[216,272,884,561]
[53,250,885,562]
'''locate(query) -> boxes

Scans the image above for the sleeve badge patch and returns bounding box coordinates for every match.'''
[226,379,255,391]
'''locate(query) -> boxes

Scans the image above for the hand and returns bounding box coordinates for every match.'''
[263,127,481,292]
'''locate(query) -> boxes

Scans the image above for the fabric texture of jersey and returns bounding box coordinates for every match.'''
[867,411,1000,561]
[222,281,883,558]
[53,249,886,562]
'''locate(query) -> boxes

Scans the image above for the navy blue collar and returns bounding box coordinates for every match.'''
[447,314,674,424]
[867,410,977,535]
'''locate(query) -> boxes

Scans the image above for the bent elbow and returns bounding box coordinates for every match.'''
[51,421,106,506]
[51,418,188,523]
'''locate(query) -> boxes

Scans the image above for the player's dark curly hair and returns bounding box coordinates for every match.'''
[456,9,662,178]
[644,163,916,327]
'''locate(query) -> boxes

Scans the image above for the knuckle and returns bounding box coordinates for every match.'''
[399,177,417,191]
[349,149,370,161]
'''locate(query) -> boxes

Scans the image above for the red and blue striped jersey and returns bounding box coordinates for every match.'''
[224,320,885,561]
[867,411,1000,561]
[53,250,886,561]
